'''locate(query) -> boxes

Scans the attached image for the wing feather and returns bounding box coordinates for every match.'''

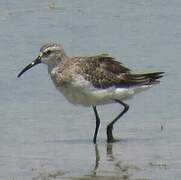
[74,54,164,89]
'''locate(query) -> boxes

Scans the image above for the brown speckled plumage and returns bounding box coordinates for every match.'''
[52,53,163,89]
[17,43,164,143]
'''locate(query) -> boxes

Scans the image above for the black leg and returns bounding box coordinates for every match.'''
[92,106,100,144]
[107,100,129,143]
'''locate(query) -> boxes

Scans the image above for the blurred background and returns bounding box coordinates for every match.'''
[0,0,180,179]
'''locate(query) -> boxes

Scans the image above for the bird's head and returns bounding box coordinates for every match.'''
[17,43,67,78]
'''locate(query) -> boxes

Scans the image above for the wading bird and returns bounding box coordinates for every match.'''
[17,43,164,143]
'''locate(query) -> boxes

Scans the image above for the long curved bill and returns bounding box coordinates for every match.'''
[17,56,41,78]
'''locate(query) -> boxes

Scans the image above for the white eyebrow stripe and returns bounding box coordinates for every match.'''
[44,46,59,52]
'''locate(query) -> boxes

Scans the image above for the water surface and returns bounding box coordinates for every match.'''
[0,0,181,179]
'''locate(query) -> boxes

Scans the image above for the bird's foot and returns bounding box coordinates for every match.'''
[107,137,121,143]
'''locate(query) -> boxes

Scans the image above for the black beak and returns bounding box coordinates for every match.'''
[17,56,41,78]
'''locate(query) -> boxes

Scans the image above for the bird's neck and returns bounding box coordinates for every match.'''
[47,57,69,73]
[47,54,69,70]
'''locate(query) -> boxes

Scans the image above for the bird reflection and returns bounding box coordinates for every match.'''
[91,143,139,179]
[93,143,116,175]
[70,142,141,180]
[92,143,117,176]
[106,143,115,161]
[93,144,100,174]
[106,143,125,172]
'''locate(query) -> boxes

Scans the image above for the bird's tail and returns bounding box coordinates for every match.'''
[125,71,164,86]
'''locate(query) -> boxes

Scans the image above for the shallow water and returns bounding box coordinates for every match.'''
[0,0,181,179]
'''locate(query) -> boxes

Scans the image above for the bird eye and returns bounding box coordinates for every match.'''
[44,50,51,56]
